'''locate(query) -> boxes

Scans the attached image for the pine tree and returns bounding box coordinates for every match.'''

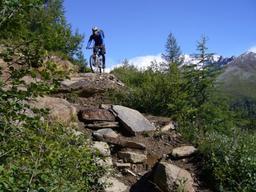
[162,32,182,70]
[196,35,214,66]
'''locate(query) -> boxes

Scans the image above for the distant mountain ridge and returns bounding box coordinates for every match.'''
[182,54,235,67]
[217,51,256,99]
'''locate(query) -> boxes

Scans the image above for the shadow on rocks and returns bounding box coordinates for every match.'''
[130,171,161,192]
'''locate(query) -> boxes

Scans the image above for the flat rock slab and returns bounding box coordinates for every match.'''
[171,146,197,158]
[93,128,119,140]
[95,136,146,150]
[112,105,156,135]
[114,162,131,169]
[80,108,116,122]
[86,122,119,129]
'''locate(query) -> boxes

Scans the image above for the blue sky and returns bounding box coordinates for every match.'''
[63,0,256,68]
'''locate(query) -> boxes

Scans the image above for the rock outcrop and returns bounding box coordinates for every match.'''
[153,162,195,192]
[29,96,77,124]
[80,108,116,122]
[99,176,128,192]
[59,73,124,96]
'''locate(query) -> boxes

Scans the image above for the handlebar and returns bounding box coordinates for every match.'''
[86,46,104,50]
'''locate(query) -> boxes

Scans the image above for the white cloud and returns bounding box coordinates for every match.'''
[248,46,256,53]
[129,54,164,69]
[106,54,164,73]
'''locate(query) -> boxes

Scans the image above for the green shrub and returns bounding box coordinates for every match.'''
[199,130,256,192]
[0,43,105,191]
[110,63,185,116]
[0,122,105,192]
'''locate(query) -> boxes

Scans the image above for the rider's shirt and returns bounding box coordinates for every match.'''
[88,30,104,46]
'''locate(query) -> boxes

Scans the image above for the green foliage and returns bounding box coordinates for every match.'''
[195,35,214,66]
[200,130,256,192]
[161,32,182,71]
[162,32,182,63]
[0,122,105,192]
[0,1,103,190]
[111,62,185,116]
[0,38,104,191]
[0,0,87,69]
[231,98,256,129]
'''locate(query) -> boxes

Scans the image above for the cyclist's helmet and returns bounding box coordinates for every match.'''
[92,27,98,32]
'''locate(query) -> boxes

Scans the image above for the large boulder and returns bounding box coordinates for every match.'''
[29,96,77,124]
[112,105,156,135]
[99,176,128,192]
[59,73,124,96]
[153,162,195,192]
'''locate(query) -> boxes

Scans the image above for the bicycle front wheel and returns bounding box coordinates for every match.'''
[89,55,102,73]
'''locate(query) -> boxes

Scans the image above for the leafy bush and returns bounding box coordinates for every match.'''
[0,42,105,191]
[200,131,256,192]
[0,0,87,69]
[0,122,105,192]
[111,63,185,116]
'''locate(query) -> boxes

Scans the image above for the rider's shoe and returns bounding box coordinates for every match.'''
[92,55,96,66]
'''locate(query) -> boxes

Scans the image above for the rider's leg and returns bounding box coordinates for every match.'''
[100,45,106,69]
[93,47,97,59]
[102,54,105,69]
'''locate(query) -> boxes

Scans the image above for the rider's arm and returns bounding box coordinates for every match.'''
[86,35,93,48]
[100,30,104,39]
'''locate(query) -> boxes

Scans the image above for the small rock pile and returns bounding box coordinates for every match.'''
[79,104,198,192]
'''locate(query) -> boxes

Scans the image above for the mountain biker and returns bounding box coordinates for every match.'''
[86,27,106,69]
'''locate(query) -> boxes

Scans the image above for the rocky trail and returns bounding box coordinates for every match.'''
[24,70,213,192]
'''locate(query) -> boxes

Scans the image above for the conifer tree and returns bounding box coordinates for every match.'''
[196,35,214,66]
[161,32,182,71]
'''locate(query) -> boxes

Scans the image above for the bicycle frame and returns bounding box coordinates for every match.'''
[87,46,104,73]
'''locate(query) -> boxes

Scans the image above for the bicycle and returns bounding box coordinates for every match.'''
[87,46,105,73]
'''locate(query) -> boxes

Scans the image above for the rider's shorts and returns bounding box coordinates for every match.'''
[93,45,106,55]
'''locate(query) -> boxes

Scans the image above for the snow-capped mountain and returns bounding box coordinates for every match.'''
[182,54,234,67]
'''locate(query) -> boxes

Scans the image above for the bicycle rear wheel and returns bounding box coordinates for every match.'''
[89,55,102,73]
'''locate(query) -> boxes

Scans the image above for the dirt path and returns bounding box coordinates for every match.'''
[76,107,213,191]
